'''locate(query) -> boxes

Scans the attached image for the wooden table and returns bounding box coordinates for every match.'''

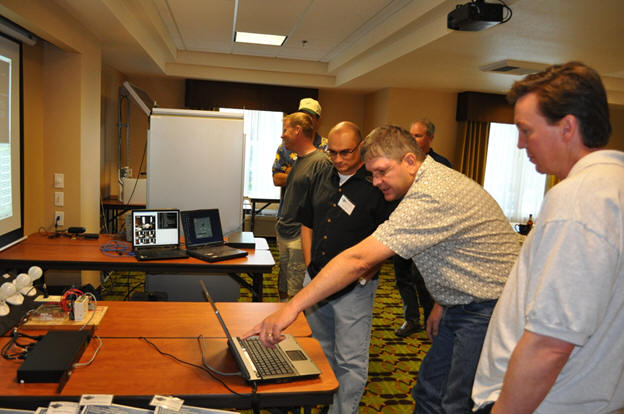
[0,233,274,301]
[90,301,312,338]
[0,337,336,411]
[0,301,336,411]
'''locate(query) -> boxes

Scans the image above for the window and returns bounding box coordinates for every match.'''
[483,123,546,223]
[220,108,282,199]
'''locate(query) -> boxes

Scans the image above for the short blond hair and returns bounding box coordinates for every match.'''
[284,112,314,139]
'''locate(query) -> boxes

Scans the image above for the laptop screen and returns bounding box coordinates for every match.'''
[181,209,224,247]
[132,210,180,248]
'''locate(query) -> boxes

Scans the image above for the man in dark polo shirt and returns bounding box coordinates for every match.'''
[298,121,393,414]
[394,118,453,337]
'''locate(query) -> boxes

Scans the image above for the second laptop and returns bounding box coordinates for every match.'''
[181,209,249,262]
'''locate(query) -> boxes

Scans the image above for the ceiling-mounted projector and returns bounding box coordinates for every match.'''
[447,0,507,31]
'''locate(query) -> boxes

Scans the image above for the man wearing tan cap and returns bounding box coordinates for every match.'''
[272,98,327,300]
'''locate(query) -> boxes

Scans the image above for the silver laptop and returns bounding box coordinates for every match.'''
[132,209,188,261]
[181,209,248,262]
[200,281,320,383]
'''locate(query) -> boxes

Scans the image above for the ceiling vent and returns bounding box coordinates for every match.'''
[480,59,549,76]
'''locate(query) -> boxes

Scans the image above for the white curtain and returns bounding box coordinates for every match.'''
[483,123,546,223]
[220,108,282,199]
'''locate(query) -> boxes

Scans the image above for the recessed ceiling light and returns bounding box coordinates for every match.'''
[234,31,287,46]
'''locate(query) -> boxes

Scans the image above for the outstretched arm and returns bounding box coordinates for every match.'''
[244,235,395,345]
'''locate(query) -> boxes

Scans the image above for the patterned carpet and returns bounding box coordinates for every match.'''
[101,241,431,413]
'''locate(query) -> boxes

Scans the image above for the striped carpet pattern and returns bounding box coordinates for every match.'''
[102,242,431,413]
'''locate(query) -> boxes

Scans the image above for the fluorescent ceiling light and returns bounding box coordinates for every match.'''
[235,31,286,46]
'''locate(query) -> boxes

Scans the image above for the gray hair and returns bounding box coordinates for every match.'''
[411,118,435,137]
[361,125,425,162]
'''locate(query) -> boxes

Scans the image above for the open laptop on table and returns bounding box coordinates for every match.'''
[132,209,188,261]
[181,209,248,262]
[200,280,320,383]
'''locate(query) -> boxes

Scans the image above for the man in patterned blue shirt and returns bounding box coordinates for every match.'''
[251,125,520,413]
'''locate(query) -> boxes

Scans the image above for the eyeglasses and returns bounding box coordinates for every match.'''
[326,143,360,158]
[369,160,400,180]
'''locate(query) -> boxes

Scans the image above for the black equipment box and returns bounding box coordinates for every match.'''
[17,330,91,383]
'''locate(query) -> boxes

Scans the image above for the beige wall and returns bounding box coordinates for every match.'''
[608,104,624,151]
[385,88,458,166]
[100,65,125,199]
[22,42,45,235]
[42,43,82,229]
[363,89,390,136]
[361,88,458,165]
[3,0,102,235]
[317,89,365,136]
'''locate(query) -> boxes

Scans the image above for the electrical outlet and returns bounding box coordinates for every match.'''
[55,211,64,227]
[54,173,64,188]
[54,191,64,207]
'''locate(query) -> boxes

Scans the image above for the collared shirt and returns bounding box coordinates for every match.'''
[298,164,394,293]
[473,150,624,413]
[373,156,519,305]
[427,147,452,168]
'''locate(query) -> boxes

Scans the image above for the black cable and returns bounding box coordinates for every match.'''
[498,0,512,23]
[1,325,43,360]
[197,335,241,377]
[140,336,244,396]
[122,282,145,301]
[251,382,260,414]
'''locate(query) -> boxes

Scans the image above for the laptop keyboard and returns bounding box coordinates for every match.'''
[239,337,295,377]
[135,247,187,260]
[194,245,239,255]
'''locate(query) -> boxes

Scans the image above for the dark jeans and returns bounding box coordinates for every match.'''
[412,300,497,414]
[393,256,434,324]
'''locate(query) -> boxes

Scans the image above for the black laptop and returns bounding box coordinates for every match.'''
[200,281,320,383]
[131,209,188,261]
[181,209,248,262]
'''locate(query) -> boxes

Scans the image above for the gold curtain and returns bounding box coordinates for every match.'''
[544,174,560,193]
[458,120,490,185]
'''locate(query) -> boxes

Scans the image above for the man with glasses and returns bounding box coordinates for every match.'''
[298,121,393,414]
[249,125,519,413]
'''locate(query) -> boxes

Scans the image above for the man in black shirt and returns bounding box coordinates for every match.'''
[298,121,393,414]
[394,119,452,337]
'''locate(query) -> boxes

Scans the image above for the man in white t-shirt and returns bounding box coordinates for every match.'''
[472,62,624,413]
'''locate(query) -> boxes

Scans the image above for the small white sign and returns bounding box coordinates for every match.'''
[337,195,355,216]
[150,396,184,412]
[80,395,114,406]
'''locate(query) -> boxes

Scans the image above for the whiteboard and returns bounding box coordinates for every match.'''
[147,108,245,234]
